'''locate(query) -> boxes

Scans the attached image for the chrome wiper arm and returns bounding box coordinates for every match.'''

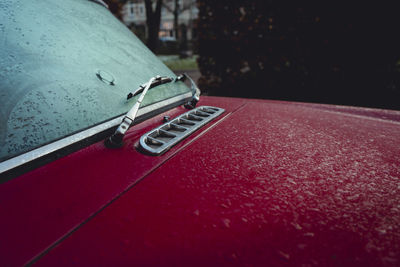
[176,73,201,109]
[105,76,172,148]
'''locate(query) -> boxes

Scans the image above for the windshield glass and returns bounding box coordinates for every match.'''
[0,0,191,162]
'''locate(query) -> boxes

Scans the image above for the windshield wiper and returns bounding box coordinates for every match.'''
[176,73,201,109]
[105,76,173,148]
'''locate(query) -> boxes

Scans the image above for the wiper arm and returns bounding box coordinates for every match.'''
[176,73,201,109]
[105,76,173,148]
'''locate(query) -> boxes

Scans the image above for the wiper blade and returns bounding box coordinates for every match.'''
[127,76,173,100]
[105,75,173,148]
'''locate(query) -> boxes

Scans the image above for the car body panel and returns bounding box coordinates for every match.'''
[0,97,244,266]
[2,96,399,266]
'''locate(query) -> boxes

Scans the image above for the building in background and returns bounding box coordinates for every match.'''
[122,0,198,42]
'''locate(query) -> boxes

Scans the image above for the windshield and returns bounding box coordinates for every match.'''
[0,0,191,162]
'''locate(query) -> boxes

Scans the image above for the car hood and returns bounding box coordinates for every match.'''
[1,96,400,266]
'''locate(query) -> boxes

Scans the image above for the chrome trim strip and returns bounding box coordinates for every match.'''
[88,0,109,9]
[0,92,192,174]
[140,106,225,155]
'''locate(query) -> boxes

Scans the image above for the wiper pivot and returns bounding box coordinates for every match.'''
[176,73,201,109]
[105,76,171,148]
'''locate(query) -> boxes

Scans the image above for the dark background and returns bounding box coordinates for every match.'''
[108,0,400,110]
[196,1,400,110]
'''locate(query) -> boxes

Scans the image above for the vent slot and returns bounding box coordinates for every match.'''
[145,136,164,148]
[140,106,225,155]
[176,118,196,126]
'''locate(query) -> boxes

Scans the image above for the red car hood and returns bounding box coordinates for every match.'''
[1,96,400,266]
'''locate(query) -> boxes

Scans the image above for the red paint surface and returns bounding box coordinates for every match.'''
[0,97,244,266]
[1,97,400,266]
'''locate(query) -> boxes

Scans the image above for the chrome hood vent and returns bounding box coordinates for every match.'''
[140,106,225,155]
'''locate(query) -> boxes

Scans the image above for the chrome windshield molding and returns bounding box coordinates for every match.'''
[140,106,225,155]
[0,92,192,175]
[176,73,201,109]
[88,0,109,9]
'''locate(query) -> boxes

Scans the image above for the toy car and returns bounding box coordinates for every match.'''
[1,1,399,266]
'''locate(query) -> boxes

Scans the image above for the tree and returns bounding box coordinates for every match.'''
[144,0,163,52]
